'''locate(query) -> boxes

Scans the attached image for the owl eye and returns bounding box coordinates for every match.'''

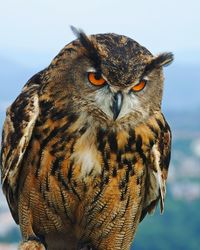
[132,80,146,92]
[88,72,106,86]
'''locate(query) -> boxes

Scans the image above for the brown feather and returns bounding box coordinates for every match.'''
[0,30,173,250]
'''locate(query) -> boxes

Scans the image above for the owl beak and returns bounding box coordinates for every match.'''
[111,91,123,120]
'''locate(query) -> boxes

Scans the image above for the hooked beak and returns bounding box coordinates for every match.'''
[111,91,123,120]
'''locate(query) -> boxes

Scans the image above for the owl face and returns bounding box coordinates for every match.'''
[46,28,173,125]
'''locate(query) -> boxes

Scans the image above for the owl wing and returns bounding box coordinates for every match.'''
[140,118,171,222]
[0,72,42,223]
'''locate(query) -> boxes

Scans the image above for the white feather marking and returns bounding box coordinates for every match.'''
[70,129,102,178]
[95,87,113,119]
[76,149,101,177]
[152,144,166,213]
[8,95,39,187]
[118,95,141,119]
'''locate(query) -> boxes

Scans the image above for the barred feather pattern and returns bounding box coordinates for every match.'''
[0,31,172,250]
[2,91,170,249]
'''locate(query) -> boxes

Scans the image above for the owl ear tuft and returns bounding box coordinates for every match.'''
[71,26,89,50]
[154,52,174,67]
[70,26,101,70]
[145,52,174,73]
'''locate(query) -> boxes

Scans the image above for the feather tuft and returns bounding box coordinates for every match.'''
[145,52,174,74]
[71,26,101,70]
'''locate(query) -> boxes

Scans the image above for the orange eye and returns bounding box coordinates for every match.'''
[88,72,106,86]
[132,80,146,92]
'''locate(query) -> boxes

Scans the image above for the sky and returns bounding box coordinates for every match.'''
[0,0,199,112]
[0,0,200,67]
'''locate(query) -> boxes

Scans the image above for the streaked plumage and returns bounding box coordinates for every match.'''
[0,27,173,250]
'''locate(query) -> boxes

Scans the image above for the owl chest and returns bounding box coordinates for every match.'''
[23,127,151,229]
[31,125,151,188]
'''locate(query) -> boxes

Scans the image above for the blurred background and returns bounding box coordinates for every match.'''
[0,0,200,249]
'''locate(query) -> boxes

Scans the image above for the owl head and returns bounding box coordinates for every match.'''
[44,27,173,126]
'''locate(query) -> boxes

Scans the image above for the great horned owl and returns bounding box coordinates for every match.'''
[0,27,173,250]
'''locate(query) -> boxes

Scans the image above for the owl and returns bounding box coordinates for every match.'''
[0,27,173,250]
